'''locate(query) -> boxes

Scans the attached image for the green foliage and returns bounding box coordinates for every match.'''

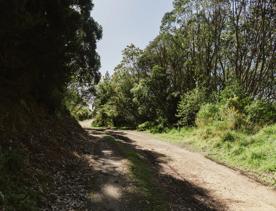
[196,103,220,127]
[137,118,168,133]
[154,124,276,186]
[93,48,177,128]
[64,87,92,121]
[0,0,101,109]
[177,88,206,127]
[161,0,275,99]
[92,0,275,137]
[93,69,138,128]
[219,84,251,112]
[149,117,169,133]
[245,100,276,126]
[73,107,92,121]
[195,85,275,133]
[219,107,248,131]
[93,103,116,127]
[92,74,116,127]
[195,84,272,132]
[137,122,154,131]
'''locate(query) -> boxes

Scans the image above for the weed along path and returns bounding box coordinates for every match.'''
[77,125,276,210]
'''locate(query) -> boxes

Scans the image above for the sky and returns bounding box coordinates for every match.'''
[91,0,173,74]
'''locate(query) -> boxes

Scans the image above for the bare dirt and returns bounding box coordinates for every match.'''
[78,128,222,210]
[110,130,276,211]
[63,121,276,211]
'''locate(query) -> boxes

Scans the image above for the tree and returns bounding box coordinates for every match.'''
[93,0,275,129]
[0,0,102,109]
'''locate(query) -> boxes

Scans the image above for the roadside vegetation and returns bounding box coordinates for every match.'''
[154,92,276,186]
[1,0,275,209]
[64,86,93,121]
[92,0,276,186]
[0,0,101,210]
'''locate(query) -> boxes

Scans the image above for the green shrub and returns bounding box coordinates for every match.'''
[219,107,248,130]
[195,84,255,131]
[72,107,92,121]
[196,103,220,127]
[150,125,166,133]
[196,101,248,131]
[177,88,206,127]
[222,131,236,142]
[149,117,168,133]
[219,83,251,112]
[245,100,276,125]
[137,121,154,131]
[64,88,93,121]
[93,109,114,127]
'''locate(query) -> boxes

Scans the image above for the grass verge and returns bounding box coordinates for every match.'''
[152,124,276,187]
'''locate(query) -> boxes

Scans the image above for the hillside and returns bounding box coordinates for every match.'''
[1,0,275,210]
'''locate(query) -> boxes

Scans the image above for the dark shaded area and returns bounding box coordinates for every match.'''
[106,130,225,210]
[0,116,226,210]
[83,128,226,211]
[0,0,101,109]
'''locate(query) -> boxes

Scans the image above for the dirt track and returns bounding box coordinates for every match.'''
[78,121,276,210]
[82,128,223,210]
[113,130,276,211]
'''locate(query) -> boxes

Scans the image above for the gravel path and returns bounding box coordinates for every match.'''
[115,130,276,211]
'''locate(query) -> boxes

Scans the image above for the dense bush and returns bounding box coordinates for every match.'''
[219,83,251,112]
[245,100,276,126]
[219,107,248,130]
[64,88,92,121]
[195,85,276,132]
[196,103,220,127]
[137,117,168,133]
[196,104,249,130]
[177,88,207,127]
[137,121,154,131]
[72,108,92,121]
[93,104,116,127]
[150,117,169,133]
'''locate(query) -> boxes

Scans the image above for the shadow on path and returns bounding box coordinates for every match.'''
[83,128,226,211]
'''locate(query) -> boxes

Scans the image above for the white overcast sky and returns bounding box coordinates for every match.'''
[91,0,173,74]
